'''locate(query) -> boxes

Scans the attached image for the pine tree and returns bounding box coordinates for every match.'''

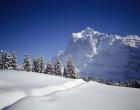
[23,54,32,71]
[54,58,62,76]
[65,56,76,79]
[11,51,17,70]
[40,57,45,73]
[45,61,54,75]
[32,58,40,72]
[0,50,11,70]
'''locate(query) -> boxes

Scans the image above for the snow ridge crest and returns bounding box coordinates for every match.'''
[72,27,140,48]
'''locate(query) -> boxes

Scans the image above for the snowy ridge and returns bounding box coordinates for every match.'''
[27,79,85,96]
[72,27,103,41]
[57,27,140,80]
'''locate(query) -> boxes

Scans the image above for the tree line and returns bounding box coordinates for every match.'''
[0,50,77,79]
[0,50,140,88]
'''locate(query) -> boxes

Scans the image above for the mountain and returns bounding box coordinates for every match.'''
[57,27,140,81]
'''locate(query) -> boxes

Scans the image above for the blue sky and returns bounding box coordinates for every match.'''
[0,0,140,63]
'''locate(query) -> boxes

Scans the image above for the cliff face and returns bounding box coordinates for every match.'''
[57,27,140,80]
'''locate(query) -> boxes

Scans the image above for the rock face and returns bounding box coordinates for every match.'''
[57,27,140,80]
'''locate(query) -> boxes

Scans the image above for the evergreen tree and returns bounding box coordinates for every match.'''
[32,58,40,72]
[65,56,76,79]
[11,51,17,70]
[23,54,32,71]
[45,61,54,75]
[40,57,45,73]
[0,50,11,70]
[54,58,62,76]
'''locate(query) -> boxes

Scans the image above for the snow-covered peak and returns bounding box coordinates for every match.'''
[72,27,140,48]
[81,27,100,36]
[72,27,102,40]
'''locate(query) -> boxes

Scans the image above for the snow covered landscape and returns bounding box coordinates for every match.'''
[0,70,140,110]
[0,27,140,110]
[1,0,140,110]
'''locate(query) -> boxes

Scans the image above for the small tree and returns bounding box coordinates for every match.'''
[23,54,32,71]
[11,51,17,70]
[45,61,54,75]
[40,57,45,73]
[65,56,76,79]
[54,58,62,76]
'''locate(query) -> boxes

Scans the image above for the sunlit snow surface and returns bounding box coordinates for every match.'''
[0,70,140,110]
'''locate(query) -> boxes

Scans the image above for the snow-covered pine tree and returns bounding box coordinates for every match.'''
[54,58,62,76]
[0,50,11,70]
[23,54,32,71]
[32,58,40,72]
[65,56,76,79]
[45,61,54,75]
[39,57,45,73]
[11,51,17,70]
[6,51,11,70]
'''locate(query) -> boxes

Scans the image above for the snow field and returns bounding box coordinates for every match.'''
[0,70,140,110]
[0,70,85,109]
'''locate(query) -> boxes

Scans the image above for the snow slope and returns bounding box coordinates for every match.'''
[0,71,140,110]
[0,70,85,110]
[57,27,140,80]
